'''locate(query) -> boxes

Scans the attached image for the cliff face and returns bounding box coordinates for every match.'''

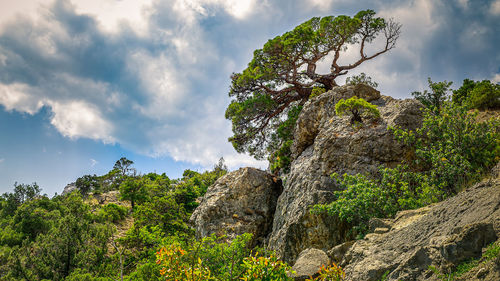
[267,85,423,263]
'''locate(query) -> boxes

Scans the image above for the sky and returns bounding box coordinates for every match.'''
[0,0,499,195]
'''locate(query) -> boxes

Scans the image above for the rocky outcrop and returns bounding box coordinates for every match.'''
[268,85,423,263]
[61,182,77,195]
[290,248,330,280]
[190,167,281,246]
[339,164,500,281]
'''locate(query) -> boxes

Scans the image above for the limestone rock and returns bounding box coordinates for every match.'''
[291,248,330,281]
[340,169,500,281]
[190,167,281,246]
[61,182,77,195]
[268,85,423,263]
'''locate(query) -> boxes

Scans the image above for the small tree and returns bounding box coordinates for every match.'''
[411,78,452,114]
[335,96,380,124]
[119,177,147,209]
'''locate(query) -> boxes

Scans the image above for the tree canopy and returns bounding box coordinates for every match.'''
[226,10,401,159]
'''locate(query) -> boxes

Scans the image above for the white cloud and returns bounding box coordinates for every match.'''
[307,0,335,9]
[0,83,43,114]
[48,100,115,143]
[71,0,154,35]
[90,158,98,167]
[492,73,500,84]
[491,0,500,15]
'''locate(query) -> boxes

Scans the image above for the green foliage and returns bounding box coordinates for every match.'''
[311,167,443,238]
[465,80,500,110]
[452,79,477,106]
[452,79,500,109]
[309,87,327,99]
[120,177,148,209]
[269,105,302,174]
[155,234,255,281]
[98,203,128,223]
[226,10,401,159]
[345,72,378,88]
[240,253,294,281]
[335,96,380,124]
[392,104,500,193]
[411,78,452,114]
[75,174,101,196]
[305,263,345,281]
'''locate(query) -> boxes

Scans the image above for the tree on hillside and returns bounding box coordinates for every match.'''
[113,157,135,177]
[226,10,401,159]
[411,78,452,114]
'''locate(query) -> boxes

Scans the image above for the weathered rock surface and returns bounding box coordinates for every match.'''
[61,182,77,195]
[339,164,500,281]
[190,167,281,246]
[291,248,330,281]
[268,85,423,263]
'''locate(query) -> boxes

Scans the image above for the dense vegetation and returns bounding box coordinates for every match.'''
[0,158,242,280]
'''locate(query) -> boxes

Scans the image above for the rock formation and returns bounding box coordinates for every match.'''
[339,163,500,281]
[268,85,423,263]
[190,167,281,246]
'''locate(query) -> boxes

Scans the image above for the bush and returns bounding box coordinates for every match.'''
[392,104,500,193]
[411,78,452,114]
[311,167,444,238]
[305,263,345,281]
[156,234,253,281]
[464,80,500,110]
[335,96,380,124]
[98,203,128,223]
[240,253,294,281]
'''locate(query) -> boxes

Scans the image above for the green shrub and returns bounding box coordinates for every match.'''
[452,79,477,106]
[464,80,500,110]
[411,78,452,114]
[309,87,327,99]
[98,203,128,223]
[240,253,294,281]
[335,96,380,124]
[392,104,500,193]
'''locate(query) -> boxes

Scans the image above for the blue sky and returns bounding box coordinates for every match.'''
[0,0,499,195]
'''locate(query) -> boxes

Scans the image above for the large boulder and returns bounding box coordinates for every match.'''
[340,164,500,281]
[268,85,423,263]
[190,167,281,246]
[291,248,330,281]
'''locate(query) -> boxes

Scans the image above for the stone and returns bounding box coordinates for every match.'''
[61,182,77,195]
[327,240,356,264]
[290,248,330,281]
[190,167,281,246]
[268,85,423,263]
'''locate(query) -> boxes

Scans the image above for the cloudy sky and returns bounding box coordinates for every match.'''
[0,0,499,195]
